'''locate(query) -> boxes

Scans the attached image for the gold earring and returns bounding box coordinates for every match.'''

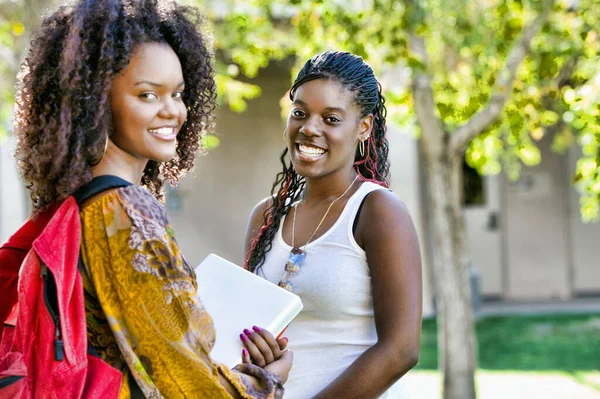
[359,140,365,157]
[282,129,288,142]
[90,134,109,166]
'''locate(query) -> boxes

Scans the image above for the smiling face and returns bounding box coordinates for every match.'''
[109,41,187,164]
[286,78,372,179]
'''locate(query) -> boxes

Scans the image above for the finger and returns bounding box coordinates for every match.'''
[253,326,283,361]
[276,337,289,351]
[245,327,276,365]
[240,332,265,367]
[241,348,251,364]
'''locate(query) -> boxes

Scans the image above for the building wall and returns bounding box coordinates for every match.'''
[465,175,505,298]
[503,134,572,300]
[567,146,600,295]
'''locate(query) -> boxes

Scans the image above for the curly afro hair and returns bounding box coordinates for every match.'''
[14,0,216,211]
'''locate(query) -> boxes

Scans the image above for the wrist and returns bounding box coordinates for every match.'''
[234,363,284,398]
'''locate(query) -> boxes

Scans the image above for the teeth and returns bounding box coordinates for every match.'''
[299,144,325,156]
[149,127,176,136]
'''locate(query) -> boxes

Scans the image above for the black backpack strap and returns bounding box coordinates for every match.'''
[73,175,145,396]
[74,175,132,274]
[73,175,132,207]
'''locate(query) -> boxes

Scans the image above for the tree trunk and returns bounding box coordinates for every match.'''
[424,150,477,399]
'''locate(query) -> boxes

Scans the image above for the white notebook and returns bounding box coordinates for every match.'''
[195,253,303,368]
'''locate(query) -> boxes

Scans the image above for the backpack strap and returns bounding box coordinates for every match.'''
[73,175,146,397]
[73,175,132,207]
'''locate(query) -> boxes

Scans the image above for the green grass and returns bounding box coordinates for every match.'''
[569,371,600,392]
[416,313,600,371]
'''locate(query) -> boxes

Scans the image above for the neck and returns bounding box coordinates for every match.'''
[91,139,148,185]
[302,167,358,204]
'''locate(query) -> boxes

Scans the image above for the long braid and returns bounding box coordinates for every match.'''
[354,82,389,187]
[245,51,390,272]
[245,148,305,272]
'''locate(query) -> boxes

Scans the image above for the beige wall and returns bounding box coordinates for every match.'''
[567,146,600,295]
[503,135,571,300]
[465,175,504,298]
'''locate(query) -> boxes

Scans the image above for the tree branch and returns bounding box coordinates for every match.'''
[409,32,447,158]
[449,2,554,155]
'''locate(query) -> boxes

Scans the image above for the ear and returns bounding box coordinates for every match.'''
[358,114,374,141]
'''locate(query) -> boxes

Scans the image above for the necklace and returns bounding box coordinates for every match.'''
[278,175,359,292]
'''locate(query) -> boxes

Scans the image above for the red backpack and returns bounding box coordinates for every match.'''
[0,176,130,398]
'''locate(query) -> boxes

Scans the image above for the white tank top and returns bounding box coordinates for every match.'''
[257,182,410,399]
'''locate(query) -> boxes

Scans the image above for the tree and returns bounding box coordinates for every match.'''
[201,1,600,398]
[0,1,598,397]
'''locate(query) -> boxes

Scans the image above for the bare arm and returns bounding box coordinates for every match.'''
[312,190,423,399]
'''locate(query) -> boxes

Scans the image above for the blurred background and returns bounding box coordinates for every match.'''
[1,0,599,398]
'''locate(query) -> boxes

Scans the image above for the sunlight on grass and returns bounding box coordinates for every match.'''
[403,314,600,398]
[417,314,600,371]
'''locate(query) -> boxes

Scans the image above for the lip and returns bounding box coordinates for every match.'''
[295,142,327,163]
[296,141,327,151]
[148,125,178,142]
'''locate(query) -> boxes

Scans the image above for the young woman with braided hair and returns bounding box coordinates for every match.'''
[244,51,422,399]
[13,0,291,397]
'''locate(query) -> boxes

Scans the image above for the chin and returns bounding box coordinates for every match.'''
[293,165,326,179]
[152,151,177,163]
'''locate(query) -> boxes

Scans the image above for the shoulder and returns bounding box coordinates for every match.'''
[358,187,415,237]
[248,196,274,223]
[363,188,409,216]
[245,196,275,248]
[81,185,169,229]
[115,185,170,227]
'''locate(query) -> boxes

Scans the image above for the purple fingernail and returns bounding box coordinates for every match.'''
[252,326,262,333]
[242,348,248,357]
[240,333,248,342]
[243,329,253,336]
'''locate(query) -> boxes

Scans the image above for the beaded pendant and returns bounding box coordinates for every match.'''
[278,247,306,292]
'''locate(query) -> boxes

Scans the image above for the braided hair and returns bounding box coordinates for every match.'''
[14,0,216,212]
[245,51,390,272]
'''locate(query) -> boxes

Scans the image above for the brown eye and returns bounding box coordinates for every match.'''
[140,92,158,100]
[292,109,306,118]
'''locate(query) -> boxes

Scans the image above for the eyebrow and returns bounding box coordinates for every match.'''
[134,80,185,88]
[293,99,346,114]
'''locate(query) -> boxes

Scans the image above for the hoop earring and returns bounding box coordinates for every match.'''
[90,134,109,166]
[359,140,365,157]
[282,129,288,142]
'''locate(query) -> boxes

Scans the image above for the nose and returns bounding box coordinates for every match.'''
[299,117,322,137]
[158,97,180,120]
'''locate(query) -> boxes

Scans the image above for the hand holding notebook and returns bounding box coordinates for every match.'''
[195,254,303,368]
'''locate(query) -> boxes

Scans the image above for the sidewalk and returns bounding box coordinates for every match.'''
[398,370,600,399]
[479,298,600,316]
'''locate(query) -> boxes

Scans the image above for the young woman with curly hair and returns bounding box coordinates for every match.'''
[14,0,291,397]
[244,51,422,399]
